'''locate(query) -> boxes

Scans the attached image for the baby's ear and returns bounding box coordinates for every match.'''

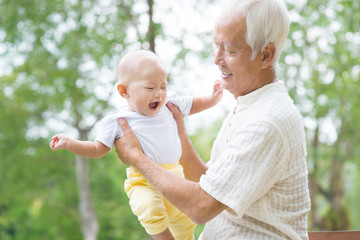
[117,84,128,98]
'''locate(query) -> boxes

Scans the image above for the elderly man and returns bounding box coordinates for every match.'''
[115,0,311,239]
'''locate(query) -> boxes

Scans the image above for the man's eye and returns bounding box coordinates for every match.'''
[225,50,237,56]
[145,87,153,90]
[224,47,235,53]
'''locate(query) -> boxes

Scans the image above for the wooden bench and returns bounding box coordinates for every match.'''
[308,231,360,240]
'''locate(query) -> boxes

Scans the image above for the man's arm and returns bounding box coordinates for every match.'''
[114,118,227,224]
[167,102,208,182]
[189,80,223,115]
[50,134,110,159]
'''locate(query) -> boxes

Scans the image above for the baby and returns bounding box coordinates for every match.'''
[50,50,223,240]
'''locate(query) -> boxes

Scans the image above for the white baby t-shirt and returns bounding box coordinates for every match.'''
[95,92,193,165]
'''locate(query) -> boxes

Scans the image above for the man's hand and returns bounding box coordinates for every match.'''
[114,118,143,166]
[166,102,187,137]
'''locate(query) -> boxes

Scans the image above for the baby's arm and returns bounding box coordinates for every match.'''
[50,134,110,159]
[189,80,223,115]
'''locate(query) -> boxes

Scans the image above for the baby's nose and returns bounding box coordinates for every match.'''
[154,89,163,98]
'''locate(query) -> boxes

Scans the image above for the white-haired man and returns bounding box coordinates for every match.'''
[115,0,311,239]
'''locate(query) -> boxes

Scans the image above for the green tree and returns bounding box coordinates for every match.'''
[2,0,359,238]
[0,0,217,239]
[0,0,148,239]
[283,0,360,230]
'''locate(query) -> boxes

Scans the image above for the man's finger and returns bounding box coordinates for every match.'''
[118,118,131,132]
[166,102,174,111]
[166,102,181,117]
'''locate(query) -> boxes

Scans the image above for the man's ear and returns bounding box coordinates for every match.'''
[117,84,129,98]
[261,42,276,69]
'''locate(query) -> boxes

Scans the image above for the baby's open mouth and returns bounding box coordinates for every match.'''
[149,102,159,110]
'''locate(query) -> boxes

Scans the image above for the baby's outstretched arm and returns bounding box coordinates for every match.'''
[189,80,223,115]
[50,134,109,159]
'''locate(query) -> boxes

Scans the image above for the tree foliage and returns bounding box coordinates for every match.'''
[0,0,148,239]
[282,0,360,230]
[0,0,359,239]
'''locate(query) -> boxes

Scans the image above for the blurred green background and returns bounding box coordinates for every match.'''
[1,0,359,239]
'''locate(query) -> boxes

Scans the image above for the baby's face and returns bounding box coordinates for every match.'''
[126,63,167,116]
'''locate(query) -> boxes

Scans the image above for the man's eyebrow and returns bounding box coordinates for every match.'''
[223,42,234,48]
[213,38,235,47]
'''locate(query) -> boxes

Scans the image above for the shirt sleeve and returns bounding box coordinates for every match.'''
[94,116,123,150]
[199,121,288,217]
[167,91,193,117]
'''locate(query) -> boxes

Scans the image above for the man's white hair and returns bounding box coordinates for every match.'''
[224,0,290,66]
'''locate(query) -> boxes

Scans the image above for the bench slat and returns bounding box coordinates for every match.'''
[308,231,360,240]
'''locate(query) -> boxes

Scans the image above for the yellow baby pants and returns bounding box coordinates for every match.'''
[124,163,196,240]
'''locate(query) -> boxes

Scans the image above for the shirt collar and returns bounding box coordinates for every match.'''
[234,80,285,112]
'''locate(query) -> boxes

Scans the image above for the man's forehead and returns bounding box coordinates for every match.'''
[213,20,246,47]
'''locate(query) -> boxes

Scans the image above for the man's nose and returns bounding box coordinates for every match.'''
[214,49,224,66]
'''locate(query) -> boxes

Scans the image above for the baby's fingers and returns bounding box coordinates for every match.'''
[214,80,223,90]
[50,135,60,150]
[49,140,56,150]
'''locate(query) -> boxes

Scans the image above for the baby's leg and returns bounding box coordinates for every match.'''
[128,185,174,238]
[168,211,196,240]
[165,199,196,240]
[150,228,174,240]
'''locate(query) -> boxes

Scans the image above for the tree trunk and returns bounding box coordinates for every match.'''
[147,0,155,52]
[309,123,323,230]
[75,156,99,240]
[330,158,344,213]
[321,119,350,230]
[321,155,350,230]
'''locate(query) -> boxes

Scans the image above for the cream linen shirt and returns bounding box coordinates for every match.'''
[199,81,311,240]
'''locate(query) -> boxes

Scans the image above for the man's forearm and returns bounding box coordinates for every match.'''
[179,133,208,182]
[131,153,225,224]
[114,118,226,224]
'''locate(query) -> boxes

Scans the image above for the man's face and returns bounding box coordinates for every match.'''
[213,14,263,98]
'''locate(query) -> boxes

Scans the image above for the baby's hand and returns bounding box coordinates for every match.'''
[212,79,224,104]
[50,134,69,151]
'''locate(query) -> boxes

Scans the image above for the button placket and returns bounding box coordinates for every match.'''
[226,104,238,143]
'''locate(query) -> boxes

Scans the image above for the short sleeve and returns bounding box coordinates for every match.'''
[199,121,288,217]
[95,116,123,150]
[167,91,193,117]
